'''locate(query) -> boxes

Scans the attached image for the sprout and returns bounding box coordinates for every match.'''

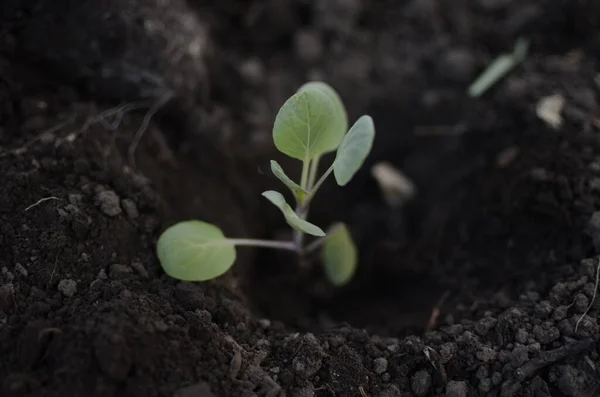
[156,81,376,286]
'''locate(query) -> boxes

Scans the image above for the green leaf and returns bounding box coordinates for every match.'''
[270,160,308,201]
[333,115,375,186]
[321,223,357,286]
[298,81,348,154]
[156,221,236,281]
[272,87,340,162]
[262,190,325,236]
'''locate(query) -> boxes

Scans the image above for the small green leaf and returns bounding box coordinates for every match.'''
[156,221,236,281]
[298,81,348,154]
[270,160,309,201]
[262,190,325,236]
[273,87,340,161]
[333,115,375,186]
[321,223,357,286]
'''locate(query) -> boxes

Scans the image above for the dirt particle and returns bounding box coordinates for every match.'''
[515,329,528,344]
[510,346,529,367]
[476,346,497,362]
[2,267,15,282]
[292,335,323,379]
[534,300,553,317]
[109,264,133,280]
[57,279,77,297]
[14,263,28,277]
[130,261,148,278]
[97,269,108,280]
[154,320,169,332]
[492,372,503,385]
[95,190,122,217]
[259,319,271,329]
[551,365,586,397]
[475,366,489,379]
[411,370,432,396]
[377,384,401,397]
[174,283,207,310]
[479,378,492,393]
[373,357,388,374]
[532,324,560,344]
[291,382,315,397]
[553,305,568,321]
[446,380,468,397]
[121,198,139,219]
[475,316,498,335]
[573,293,589,313]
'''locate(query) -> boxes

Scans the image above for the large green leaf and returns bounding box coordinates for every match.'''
[156,221,236,281]
[333,115,375,186]
[321,223,357,286]
[272,87,340,161]
[262,190,325,236]
[298,81,348,154]
[270,160,308,201]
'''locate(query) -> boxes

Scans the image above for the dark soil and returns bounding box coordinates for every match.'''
[2,0,600,396]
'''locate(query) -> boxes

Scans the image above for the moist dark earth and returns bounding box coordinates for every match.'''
[2,0,600,396]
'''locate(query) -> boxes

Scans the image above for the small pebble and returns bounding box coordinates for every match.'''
[14,263,28,277]
[411,370,432,396]
[96,190,122,216]
[479,378,492,393]
[97,269,108,280]
[57,279,77,297]
[373,357,388,374]
[515,328,529,344]
[259,319,271,329]
[154,320,169,332]
[109,264,133,280]
[492,372,503,385]
[291,383,315,397]
[121,198,139,219]
[131,261,149,278]
[446,380,468,397]
[378,385,401,397]
[476,346,497,362]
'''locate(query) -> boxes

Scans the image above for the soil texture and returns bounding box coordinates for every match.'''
[2,0,600,396]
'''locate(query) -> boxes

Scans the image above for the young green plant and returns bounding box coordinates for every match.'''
[156,82,375,286]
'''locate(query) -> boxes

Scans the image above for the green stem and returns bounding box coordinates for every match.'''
[307,156,320,191]
[228,238,298,251]
[300,157,310,190]
[303,235,328,255]
[306,163,334,204]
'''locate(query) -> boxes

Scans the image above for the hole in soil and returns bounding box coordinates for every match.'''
[240,100,466,337]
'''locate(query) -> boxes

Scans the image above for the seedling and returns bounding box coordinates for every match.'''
[156,82,375,285]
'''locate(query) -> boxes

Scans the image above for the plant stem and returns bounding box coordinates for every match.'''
[303,235,329,255]
[307,156,320,191]
[228,238,298,251]
[300,157,310,190]
[307,163,334,203]
[292,206,308,250]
